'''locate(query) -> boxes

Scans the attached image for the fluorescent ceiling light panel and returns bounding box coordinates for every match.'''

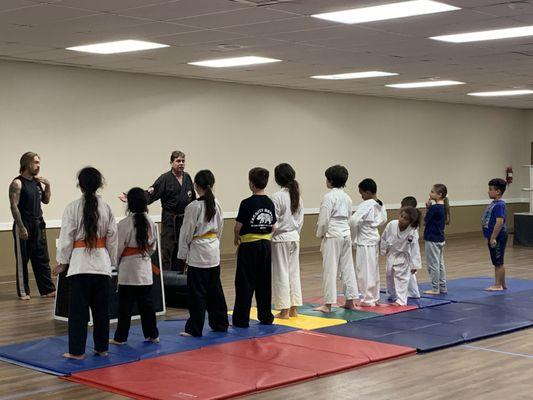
[431,25,533,43]
[311,71,398,80]
[66,40,169,54]
[386,80,465,88]
[188,56,281,68]
[468,89,533,97]
[311,0,459,24]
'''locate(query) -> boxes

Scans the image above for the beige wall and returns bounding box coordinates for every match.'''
[0,203,527,279]
[0,59,529,228]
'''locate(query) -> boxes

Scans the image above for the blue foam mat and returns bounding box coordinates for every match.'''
[0,337,137,376]
[318,301,533,352]
[0,319,296,375]
[419,277,533,302]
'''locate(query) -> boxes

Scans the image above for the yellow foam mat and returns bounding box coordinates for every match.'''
[230,307,347,330]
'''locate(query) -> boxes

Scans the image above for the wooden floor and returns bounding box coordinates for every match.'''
[1,233,533,400]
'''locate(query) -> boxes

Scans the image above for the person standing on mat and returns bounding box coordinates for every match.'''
[53,167,118,360]
[482,178,508,291]
[270,163,304,319]
[9,152,56,300]
[381,206,422,306]
[349,178,387,307]
[400,196,421,299]
[423,184,450,295]
[144,151,195,273]
[110,187,159,346]
[232,167,276,328]
[314,165,359,313]
[178,170,229,337]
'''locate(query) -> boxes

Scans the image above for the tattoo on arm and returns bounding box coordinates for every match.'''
[42,182,51,204]
[9,182,25,230]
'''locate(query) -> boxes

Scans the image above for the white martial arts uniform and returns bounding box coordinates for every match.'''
[57,196,118,276]
[316,188,358,305]
[271,188,304,310]
[177,199,224,268]
[350,199,387,306]
[116,214,157,286]
[380,220,421,306]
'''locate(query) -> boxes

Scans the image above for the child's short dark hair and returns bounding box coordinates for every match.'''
[325,165,349,188]
[249,167,269,189]
[488,178,507,195]
[401,196,417,208]
[400,206,421,229]
[358,178,377,194]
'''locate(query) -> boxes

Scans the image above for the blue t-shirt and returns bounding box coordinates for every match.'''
[482,199,506,239]
[424,204,446,242]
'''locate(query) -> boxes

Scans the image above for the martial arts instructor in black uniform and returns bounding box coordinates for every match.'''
[147,150,195,272]
[9,152,56,300]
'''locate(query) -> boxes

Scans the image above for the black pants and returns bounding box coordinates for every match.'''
[185,266,229,337]
[232,240,274,327]
[12,219,55,297]
[114,285,159,342]
[68,274,110,356]
[161,213,186,272]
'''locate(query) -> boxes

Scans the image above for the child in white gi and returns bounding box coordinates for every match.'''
[350,178,387,307]
[314,165,359,313]
[271,163,304,319]
[381,206,422,306]
[400,196,421,299]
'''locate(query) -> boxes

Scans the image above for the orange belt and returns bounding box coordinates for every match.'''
[121,247,143,257]
[73,238,106,248]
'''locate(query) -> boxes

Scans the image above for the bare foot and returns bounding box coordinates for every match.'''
[18,295,31,301]
[289,306,298,318]
[148,337,160,344]
[485,286,504,291]
[180,331,192,337]
[313,305,332,313]
[94,351,108,357]
[375,303,389,307]
[423,290,440,295]
[341,300,360,310]
[63,352,85,360]
[391,302,403,307]
[275,311,290,319]
[360,301,376,307]
[109,339,126,345]
[42,291,56,298]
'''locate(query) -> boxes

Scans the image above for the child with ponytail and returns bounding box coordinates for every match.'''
[423,184,450,295]
[54,167,117,359]
[110,187,159,345]
[271,163,304,319]
[178,170,228,337]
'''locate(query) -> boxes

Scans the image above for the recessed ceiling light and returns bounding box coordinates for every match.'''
[311,71,399,80]
[468,89,533,97]
[431,25,533,43]
[386,80,465,88]
[311,0,459,24]
[66,40,169,54]
[188,56,281,68]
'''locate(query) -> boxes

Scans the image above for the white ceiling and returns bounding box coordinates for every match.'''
[2,0,533,108]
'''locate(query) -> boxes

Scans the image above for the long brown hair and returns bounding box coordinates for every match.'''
[78,167,104,250]
[275,163,300,214]
[19,152,38,174]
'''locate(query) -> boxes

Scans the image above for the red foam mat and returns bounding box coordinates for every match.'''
[266,330,416,362]
[68,362,254,400]
[69,332,415,399]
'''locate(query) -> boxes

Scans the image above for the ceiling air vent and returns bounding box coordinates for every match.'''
[229,0,293,6]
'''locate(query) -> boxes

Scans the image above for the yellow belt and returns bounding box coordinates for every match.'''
[240,233,271,243]
[193,232,218,240]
